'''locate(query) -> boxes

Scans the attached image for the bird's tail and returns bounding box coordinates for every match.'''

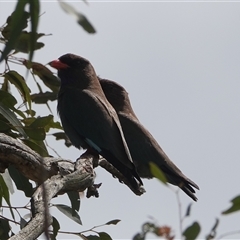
[179,179,199,201]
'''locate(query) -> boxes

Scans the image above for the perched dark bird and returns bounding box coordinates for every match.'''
[99,78,199,201]
[49,54,143,193]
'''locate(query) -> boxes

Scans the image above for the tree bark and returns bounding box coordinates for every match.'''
[0,133,144,239]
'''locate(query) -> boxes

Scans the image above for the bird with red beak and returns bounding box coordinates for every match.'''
[49,53,143,194]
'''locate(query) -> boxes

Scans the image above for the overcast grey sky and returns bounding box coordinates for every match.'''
[1,1,240,239]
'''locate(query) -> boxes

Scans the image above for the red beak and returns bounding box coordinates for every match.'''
[49,59,69,69]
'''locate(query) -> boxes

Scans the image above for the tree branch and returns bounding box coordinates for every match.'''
[0,133,144,239]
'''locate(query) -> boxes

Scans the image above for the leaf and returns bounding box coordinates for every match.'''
[22,139,49,157]
[98,232,112,240]
[47,119,62,130]
[0,90,17,108]
[25,109,36,116]
[183,222,201,240]
[105,219,121,225]
[0,219,11,240]
[149,162,167,184]
[23,61,60,92]
[222,195,240,215]
[24,115,53,141]
[0,174,15,220]
[0,175,10,203]
[31,92,58,104]
[184,203,192,218]
[0,120,11,132]
[20,217,28,229]
[8,165,33,198]
[1,11,29,40]
[1,170,14,194]
[14,31,45,53]
[1,78,10,92]
[29,0,40,62]
[0,90,26,119]
[67,191,80,214]
[58,1,96,34]
[52,132,72,147]
[0,5,30,62]
[132,233,145,240]
[30,115,53,128]
[4,71,31,110]
[0,103,28,138]
[51,217,60,240]
[54,204,82,225]
[24,126,46,141]
[85,235,101,240]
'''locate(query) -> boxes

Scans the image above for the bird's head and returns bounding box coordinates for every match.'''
[49,53,96,87]
[99,78,134,115]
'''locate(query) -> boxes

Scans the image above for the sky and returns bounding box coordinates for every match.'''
[1,1,240,239]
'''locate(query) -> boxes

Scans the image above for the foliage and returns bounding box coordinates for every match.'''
[0,1,107,239]
[0,1,240,239]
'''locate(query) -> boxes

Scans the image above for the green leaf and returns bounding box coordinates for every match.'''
[105,219,121,225]
[0,175,9,203]
[51,217,60,240]
[52,132,72,147]
[85,235,100,240]
[0,103,28,138]
[14,31,44,53]
[0,174,15,220]
[25,109,36,116]
[183,222,201,240]
[24,115,53,140]
[58,1,96,34]
[22,139,49,157]
[222,195,240,215]
[132,233,145,240]
[0,90,17,108]
[67,191,80,214]
[0,90,26,119]
[1,78,10,92]
[47,119,62,130]
[29,0,40,62]
[30,115,53,128]
[4,71,31,111]
[98,232,112,240]
[149,162,167,184]
[184,203,192,218]
[1,11,29,40]
[22,116,36,126]
[20,217,28,229]
[0,120,11,132]
[0,219,11,240]
[8,165,33,198]
[54,204,82,225]
[23,61,60,92]
[0,6,30,62]
[31,92,58,104]
[24,126,46,141]
[1,170,14,194]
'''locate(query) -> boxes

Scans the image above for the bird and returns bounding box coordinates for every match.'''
[99,78,199,201]
[49,53,143,194]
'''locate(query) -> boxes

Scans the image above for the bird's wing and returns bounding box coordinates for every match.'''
[59,88,134,170]
[119,112,199,190]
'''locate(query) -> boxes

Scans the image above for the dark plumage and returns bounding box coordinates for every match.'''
[99,78,199,201]
[49,54,143,193]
